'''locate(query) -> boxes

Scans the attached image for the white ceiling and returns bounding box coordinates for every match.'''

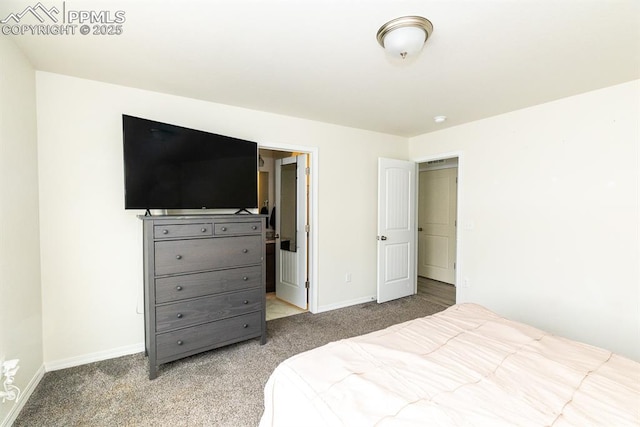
[4,0,639,137]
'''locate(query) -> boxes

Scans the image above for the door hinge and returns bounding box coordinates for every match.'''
[305,167,310,175]
[305,224,310,233]
[305,281,310,289]
[454,262,457,269]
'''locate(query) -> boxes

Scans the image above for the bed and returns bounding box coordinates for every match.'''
[260,303,639,426]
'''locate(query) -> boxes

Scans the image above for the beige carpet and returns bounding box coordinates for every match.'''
[14,292,449,427]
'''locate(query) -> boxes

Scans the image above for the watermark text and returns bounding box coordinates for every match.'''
[1,2,126,36]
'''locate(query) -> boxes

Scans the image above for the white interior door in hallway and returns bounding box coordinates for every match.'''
[418,166,458,284]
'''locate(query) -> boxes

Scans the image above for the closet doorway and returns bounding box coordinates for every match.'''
[417,157,458,306]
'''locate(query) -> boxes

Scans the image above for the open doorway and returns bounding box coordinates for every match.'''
[417,157,458,307]
[259,148,312,320]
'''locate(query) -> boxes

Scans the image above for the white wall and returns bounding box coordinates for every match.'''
[409,80,640,361]
[34,70,638,370]
[36,72,407,365]
[0,38,44,425]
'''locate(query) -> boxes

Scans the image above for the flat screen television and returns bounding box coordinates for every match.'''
[122,115,258,210]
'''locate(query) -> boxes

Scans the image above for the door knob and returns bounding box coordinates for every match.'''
[418,227,423,231]
[378,236,388,241]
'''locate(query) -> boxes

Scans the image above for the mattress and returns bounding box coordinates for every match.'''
[260,303,640,426]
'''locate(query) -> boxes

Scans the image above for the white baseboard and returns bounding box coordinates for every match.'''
[315,295,376,313]
[1,364,45,427]
[45,342,144,372]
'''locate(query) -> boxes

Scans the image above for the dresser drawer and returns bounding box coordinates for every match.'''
[155,265,262,303]
[214,221,262,236]
[154,223,213,239]
[156,288,262,332]
[154,235,262,275]
[156,312,262,363]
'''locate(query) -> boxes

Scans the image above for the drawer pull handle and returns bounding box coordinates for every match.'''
[177,313,183,318]
[243,324,248,328]
[177,340,183,345]
[176,285,183,291]
[252,226,257,230]
[201,228,207,232]
[242,249,248,253]
[221,227,227,231]
[162,229,168,234]
[243,300,249,304]
[176,255,182,260]
[242,276,248,281]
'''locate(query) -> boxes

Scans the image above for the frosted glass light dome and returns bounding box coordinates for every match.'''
[383,26,427,59]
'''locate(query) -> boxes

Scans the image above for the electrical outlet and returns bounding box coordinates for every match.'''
[345,273,352,283]
[462,277,470,289]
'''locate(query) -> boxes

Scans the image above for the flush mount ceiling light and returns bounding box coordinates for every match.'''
[376,16,433,60]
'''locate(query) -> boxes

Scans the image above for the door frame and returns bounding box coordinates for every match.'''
[418,163,458,284]
[259,142,319,314]
[413,151,464,300]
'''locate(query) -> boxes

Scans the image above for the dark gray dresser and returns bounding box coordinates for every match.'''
[140,214,267,379]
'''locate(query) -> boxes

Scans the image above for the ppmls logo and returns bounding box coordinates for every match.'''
[1,3,59,24]
[1,2,125,36]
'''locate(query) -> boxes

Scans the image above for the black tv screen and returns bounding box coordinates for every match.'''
[122,115,258,210]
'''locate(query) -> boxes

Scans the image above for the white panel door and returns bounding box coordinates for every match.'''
[418,168,457,284]
[377,158,417,303]
[275,155,308,309]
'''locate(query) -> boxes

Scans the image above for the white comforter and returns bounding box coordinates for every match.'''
[260,303,640,426]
